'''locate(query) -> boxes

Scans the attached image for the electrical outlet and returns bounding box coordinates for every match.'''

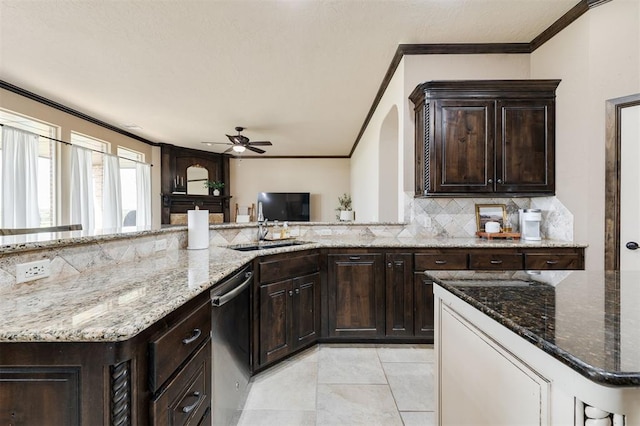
[155,239,167,252]
[16,259,51,283]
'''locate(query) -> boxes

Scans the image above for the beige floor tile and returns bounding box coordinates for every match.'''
[244,360,318,410]
[316,384,403,426]
[400,411,435,426]
[285,345,319,364]
[318,346,387,384]
[376,345,434,363]
[383,362,434,411]
[236,409,316,426]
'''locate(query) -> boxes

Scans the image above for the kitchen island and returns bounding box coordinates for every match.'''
[432,270,640,425]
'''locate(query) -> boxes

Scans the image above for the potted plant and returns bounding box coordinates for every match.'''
[204,180,224,196]
[335,193,354,221]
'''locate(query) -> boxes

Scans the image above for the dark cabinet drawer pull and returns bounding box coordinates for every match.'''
[546,260,559,265]
[295,288,300,294]
[182,328,202,345]
[289,290,294,296]
[349,256,361,261]
[434,260,447,265]
[489,260,503,265]
[181,391,202,413]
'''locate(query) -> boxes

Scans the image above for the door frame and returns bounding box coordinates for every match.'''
[604,93,640,270]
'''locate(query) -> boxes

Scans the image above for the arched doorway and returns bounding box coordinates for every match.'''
[378,105,399,222]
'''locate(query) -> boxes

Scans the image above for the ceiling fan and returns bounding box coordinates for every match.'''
[202,126,272,154]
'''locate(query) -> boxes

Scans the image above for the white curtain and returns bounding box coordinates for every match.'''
[102,154,122,229]
[1,126,40,228]
[135,162,151,227]
[70,145,95,231]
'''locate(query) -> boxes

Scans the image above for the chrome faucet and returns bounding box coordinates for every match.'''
[258,218,269,241]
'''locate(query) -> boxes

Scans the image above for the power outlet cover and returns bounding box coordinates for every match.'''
[16,259,51,283]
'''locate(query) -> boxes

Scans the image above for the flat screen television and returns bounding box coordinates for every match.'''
[257,192,310,222]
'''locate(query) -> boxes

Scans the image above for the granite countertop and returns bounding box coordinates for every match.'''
[430,270,640,386]
[0,236,586,344]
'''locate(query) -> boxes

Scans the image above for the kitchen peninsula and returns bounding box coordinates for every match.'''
[432,270,640,425]
[0,224,586,424]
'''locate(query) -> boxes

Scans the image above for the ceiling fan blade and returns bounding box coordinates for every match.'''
[226,134,241,144]
[224,146,235,153]
[202,141,232,145]
[246,145,266,154]
[247,141,272,146]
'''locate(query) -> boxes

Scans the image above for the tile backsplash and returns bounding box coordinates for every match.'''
[405,195,573,240]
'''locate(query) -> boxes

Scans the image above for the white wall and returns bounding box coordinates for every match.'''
[531,0,640,270]
[351,60,406,222]
[230,157,350,222]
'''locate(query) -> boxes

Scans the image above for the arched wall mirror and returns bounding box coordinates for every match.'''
[186,164,209,195]
[605,93,640,271]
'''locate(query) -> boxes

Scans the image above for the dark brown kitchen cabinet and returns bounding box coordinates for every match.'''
[254,250,321,370]
[385,253,414,337]
[0,291,211,426]
[409,80,560,196]
[257,273,321,367]
[414,272,435,339]
[327,253,385,338]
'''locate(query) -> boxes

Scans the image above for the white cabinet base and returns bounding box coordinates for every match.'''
[434,285,640,426]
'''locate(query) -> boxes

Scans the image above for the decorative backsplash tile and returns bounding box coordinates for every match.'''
[407,195,572,239]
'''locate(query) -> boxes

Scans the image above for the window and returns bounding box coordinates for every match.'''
[117,147,144,226]
[0,109,58,227]
[70,132,109,229]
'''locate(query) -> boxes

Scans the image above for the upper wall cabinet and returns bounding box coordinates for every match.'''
[409,80,560,197]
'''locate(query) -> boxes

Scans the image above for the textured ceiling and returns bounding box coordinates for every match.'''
[0,0,577,156]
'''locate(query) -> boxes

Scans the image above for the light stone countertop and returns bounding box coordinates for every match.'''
[0,236,586,343]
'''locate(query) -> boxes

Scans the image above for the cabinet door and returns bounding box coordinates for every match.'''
[327,254,385,338]
[259,279,293,366]
[292,272,321,349]
[385,253,414,337]
[414,273,434,340]
[433,100,495,193]
[496,99,555,193]
[0,368,80,426]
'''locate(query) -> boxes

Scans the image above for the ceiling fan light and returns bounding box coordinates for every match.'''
[233,145,246,153]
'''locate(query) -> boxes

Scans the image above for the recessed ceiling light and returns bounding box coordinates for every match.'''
[122,123,142,130]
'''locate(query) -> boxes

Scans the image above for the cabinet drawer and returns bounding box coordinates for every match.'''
[151,341,211,426]
[259,253,320,283]
[524,253,583,270]
[469,254,523,270]
[149,301,211,392]
[415,253,467,270]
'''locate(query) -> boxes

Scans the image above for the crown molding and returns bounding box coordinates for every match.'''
[350,0,609,157]
[0,79,159,147]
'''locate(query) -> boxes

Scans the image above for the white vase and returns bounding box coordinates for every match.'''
[339,210,355,221]
[213,189,220,196]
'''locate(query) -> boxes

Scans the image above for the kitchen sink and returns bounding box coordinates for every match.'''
[228,240,312,251]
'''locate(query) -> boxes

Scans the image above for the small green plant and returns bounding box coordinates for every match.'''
[204,180,225,190]
[335,193,352,219]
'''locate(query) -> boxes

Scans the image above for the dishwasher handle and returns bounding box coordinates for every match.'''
[211,271,253,307]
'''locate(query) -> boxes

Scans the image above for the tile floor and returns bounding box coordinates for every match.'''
[236,344,435,426]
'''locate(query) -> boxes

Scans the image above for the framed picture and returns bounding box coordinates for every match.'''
[475,204,507,232]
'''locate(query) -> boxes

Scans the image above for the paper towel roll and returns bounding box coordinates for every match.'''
[188,209,210,250]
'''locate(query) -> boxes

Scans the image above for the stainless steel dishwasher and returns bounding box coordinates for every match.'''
[210,264,253,425]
